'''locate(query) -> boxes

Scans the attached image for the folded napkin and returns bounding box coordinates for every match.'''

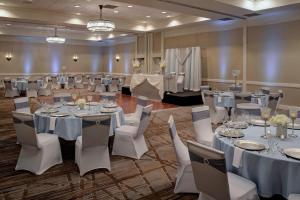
[116,112,121,127]
[49,117,57,131]
[232,147,244,168]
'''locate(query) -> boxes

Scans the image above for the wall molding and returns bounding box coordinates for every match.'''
[203,78,300,89]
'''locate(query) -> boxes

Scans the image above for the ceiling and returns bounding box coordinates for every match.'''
[0,0,299,45]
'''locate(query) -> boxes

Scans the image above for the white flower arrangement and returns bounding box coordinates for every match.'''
[76,98,86,109]
[159,60,166,69]
[132,60,140,68]
[269,114,290,126]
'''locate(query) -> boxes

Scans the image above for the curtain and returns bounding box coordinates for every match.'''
[165,47,201,91]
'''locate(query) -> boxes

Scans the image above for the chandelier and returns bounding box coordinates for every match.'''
[46,27,66,44]
[87,5,115,32]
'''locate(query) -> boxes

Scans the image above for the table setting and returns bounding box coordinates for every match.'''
[213,107,300,198]
[35,95,124,140]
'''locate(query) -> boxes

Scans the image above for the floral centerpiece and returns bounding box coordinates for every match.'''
[159,59,166,74]
[76,98,86,110]
[269,114,290,138]
[132,59,141,73]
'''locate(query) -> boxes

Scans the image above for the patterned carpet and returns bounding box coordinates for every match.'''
[0,94,198,200]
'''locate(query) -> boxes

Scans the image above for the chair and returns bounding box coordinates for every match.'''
[38,81,52,96]
[12,111,62,175]
[192,106,214,146]
[177,72,185,93]
[53,93,72,103]
[75,115,111,176]
[95,79,106,93]
[261,87,270,95]
[288,194,300,200]
[118,76,126,91]
[229,85,242,93]
[200,85,210,91]
[14,97,31,113]
[4,80,19,97]
[75,75,84,89]
[100,92,116,102]
[67,76,75,89]
[112,104,153,159]
[201,91,226,124]
[187,141,259,200]
[27,80,38,97]
[268,91,283,115]
[51,76,59,89]
[168,115,198,194]
[108,78,119,92]
[124,96,149,126]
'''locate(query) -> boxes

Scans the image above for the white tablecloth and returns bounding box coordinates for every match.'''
[130,74,164,99]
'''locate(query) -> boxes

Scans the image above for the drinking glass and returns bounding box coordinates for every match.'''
[72,93,77,105]
[261,107,271,139]
[289,108,298,138]
[87,95,93,110]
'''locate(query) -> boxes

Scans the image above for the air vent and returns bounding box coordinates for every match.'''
[244,13,261,17]
[218,17,233,21]
[103,4,118,9]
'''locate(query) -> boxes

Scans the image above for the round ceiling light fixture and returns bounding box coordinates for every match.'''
[87,5,116,32]
[46,27,66,44]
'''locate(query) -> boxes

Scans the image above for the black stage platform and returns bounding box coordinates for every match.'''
[162,91,203,106]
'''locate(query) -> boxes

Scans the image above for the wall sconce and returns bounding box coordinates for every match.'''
[73,55,78,62]
[115,54,120,62]
[5,53,12,61]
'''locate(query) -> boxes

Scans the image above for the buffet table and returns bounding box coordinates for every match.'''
[213,125,300,198]
[35,103,125,140]
[130,74,164,100]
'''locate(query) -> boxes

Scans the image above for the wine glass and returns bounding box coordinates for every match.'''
[261,107,271,139]
[72,93,77,105]
[289,108,298,138]
[87,95,93,110]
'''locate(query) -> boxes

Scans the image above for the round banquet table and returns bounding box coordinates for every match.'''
[34,104,125,140]
[213,126,300,198]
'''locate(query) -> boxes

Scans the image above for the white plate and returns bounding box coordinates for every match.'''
[250,119,270,127]
[50,113,69,117]
[226,121,248,129]
[41,109,58,114]
[100,108,117,113]
[66,102,77,106]
[219,129,245,138]
[234,140,265,151]
[283,148,300,160]
[87,102,100,106]
[287,123,300,130]
[103,104,118,108]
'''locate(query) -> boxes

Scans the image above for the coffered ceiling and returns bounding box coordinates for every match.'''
[0,0,299,45]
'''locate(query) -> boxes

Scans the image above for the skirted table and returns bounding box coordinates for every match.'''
[213,125,300,198]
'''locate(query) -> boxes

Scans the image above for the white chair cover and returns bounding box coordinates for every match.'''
[229,85,242,93]
[236,103,261,116]
[4,80,19,97]
[187,141,259,200]
[12,111,62,175]
[125,96,149,126]
[108,78,119,92]
[75,75,84,89]
[51,76,59,89]
[177,73,185,93]
[67,76,75,89]
[202,91,226,124]
[112,105,153,159]
[38,81,52,96]
[288,194,300,200]
[75,115,111,176]
[27,80,38,97]
[192,106,214,146]
[14,97,31,113]
[168,115,198,193]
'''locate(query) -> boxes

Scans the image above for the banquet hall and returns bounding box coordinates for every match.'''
[1,0,300,200]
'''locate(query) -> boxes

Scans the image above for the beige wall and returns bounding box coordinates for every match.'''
[165,29,243,81]
[101,42,135,74]
[164,20,300,106]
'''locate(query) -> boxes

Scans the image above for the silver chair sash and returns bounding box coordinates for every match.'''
[189,151,226,173]
[192,110,210,122]
[82,118,111,128]
[13,117,35,128]
[15,102,29,109]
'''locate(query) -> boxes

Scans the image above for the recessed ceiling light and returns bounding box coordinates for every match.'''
[120,34,127,36]
[127,5,133,8]
[146,16,151,18]
[74,5,80,8]
[161,11,167,14]
[0,3,5,6]
[75,12,81,15]
[166,15,171,18]
[6,23,11,26]
[114,10,119,13]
